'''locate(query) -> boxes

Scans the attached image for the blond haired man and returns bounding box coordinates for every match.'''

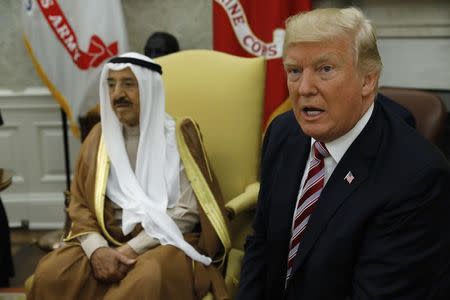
[238,7,450,300]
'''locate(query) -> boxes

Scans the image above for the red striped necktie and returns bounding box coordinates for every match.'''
[286,141,330,283]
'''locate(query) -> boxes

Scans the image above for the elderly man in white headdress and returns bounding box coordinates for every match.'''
[28,52,231,300]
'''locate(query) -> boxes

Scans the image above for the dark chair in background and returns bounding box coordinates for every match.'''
[379,87,448,148]
[78,111,101,143]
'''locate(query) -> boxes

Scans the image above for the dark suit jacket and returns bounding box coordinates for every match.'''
[377,92,416,128]
[237,96,450,299]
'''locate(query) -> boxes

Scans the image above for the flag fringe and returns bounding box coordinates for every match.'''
[22,33,80,138]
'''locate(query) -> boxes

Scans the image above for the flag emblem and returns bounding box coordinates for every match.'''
[212,0,312,128]
[344,171,355,184]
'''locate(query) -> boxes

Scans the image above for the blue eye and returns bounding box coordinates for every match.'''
[286,67,302,81]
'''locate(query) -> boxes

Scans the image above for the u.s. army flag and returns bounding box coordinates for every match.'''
[22,0,128,136]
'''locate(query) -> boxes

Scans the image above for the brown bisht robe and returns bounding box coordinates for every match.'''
[28,117,231,300]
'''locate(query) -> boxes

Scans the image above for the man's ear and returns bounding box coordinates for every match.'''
[361,71,379,97]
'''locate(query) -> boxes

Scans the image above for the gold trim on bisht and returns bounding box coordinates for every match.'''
[64,230,99,242]
[95,135,123,246]
[175,117,232,261]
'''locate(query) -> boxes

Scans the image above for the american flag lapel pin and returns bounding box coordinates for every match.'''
[344,171,355,184]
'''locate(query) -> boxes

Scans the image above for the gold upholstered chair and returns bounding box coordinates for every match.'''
[155,50,265,299]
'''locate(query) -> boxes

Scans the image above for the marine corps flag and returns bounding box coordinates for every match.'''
[22,0,128,136]
[213,0,311,128]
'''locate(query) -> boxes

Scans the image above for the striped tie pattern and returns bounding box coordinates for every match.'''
[286,141,329,283]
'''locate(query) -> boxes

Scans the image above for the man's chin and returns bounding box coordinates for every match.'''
[299,124,333,143]
[114,113,137,127]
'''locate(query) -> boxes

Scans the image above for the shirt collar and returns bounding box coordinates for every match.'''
[311,103,374,164]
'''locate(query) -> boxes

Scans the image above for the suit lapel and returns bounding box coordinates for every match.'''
[291,103,383,277]
[271,133,310,241]
[274,135,311,234]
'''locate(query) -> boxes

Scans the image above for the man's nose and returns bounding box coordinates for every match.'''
[111,83,126,98]
[297,70,317,96]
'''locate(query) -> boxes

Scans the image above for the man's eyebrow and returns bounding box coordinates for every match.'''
[282,53,339,67]
[122,77,137,82]
[282,60,298,68]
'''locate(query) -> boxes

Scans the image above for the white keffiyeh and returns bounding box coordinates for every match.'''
[99,52,211,265]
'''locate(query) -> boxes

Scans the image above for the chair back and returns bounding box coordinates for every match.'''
[156,50,266,202]
[379,87,447,146]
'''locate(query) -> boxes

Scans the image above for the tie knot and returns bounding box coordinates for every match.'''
[313,141,330,159]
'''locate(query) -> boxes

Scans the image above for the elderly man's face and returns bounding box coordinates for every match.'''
[284,37,377,142]
[107,67,140,127]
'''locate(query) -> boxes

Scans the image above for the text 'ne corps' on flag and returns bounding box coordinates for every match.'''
[213,0,311,129]
[22,0,128,137]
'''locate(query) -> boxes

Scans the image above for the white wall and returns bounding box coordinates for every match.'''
[378,38,450,91]
[0,88,80,229]
[360,0,450,94]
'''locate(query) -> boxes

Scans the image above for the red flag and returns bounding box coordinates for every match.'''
[213,0,311,128]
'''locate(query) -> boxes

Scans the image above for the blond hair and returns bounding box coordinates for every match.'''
[283,7,382,75]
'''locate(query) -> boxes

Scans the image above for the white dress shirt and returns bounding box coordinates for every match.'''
[292,103,374,227]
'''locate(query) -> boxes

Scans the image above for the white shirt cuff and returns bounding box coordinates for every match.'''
[78,232,109,259]
[127,230,159,255]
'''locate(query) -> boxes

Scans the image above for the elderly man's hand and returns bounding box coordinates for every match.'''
[117,244,139,260]
[90,247,136,283]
